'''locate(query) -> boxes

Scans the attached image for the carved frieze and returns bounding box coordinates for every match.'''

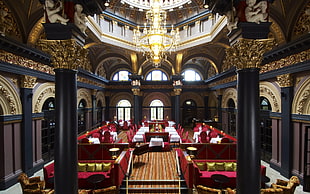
[260,49,310,73]
[0,84,17,114]
[277,74,293,88]
[0,50,54,74]
[77,76,105,88]
[208,76,237,88]
[38,39,84,70]
[21,75,37,88]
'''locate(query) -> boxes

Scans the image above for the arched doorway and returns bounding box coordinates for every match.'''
[97,100,103,124]
[182,99,197,127]
[260,97,272,162]
[150,99,164,120]
[78,99,87,134]
[42,97,55,162]
[116,100,131,121]
[227,98,236,136]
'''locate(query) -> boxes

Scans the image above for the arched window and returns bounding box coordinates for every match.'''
[182,69,202,81]
[150,99,164,120]
[146,70,168,81]
[112,70,131,81]
[117,100,131,121]
[260,97,272,110]
[41,97,56,162]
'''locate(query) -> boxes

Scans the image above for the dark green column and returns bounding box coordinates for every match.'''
[277,74,294,178]
[20,75,36,175]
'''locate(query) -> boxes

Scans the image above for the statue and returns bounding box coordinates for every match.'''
[226,6,239,31]
[74,4,87,33]
[245,0,268,24]
[44,0,69,25]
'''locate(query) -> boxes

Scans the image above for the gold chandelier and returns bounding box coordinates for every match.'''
[133,0,180,67]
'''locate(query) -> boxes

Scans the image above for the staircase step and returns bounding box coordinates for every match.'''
[119,187,188,193]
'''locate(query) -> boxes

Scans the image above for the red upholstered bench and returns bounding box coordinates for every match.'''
[193,159,266,189]
[43,160,115,189]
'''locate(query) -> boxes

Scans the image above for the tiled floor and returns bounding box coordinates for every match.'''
[1,161,309,194]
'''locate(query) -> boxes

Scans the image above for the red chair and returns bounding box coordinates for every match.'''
[92,132,101,138]
[181,131,191,143]
[123,121,129,130]
[199,131,209,143]
[221,137,230,143]
[102,131,113,143]
[193,127,199,132]
[209,131,218,138]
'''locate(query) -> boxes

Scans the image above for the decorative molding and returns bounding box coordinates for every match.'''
[0,50,54,74]
[77,88,92,108]
[293,3,310,36]
[276,74,293,87]
[38,39,84,70]
[131,88,141,96]
[208,75,237,88]
[21,75,37,88]
[77,76,105,88]
[0,1,21,38]
[33,83,55,113]
[28,17,45,46]
[259,81,281,112]
[292,77,310,114]
[0,75,22,115]
[222,88,237,108]
[261,49,310,73]
[223,38,275,70]
[173,88,182,95]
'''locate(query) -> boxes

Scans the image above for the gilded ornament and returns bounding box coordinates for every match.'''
[0,50,54,74]
[277,74,293,88]
[227,38,275,69]
[21,75,37,88]
[0,1,20,37]
[174,88,182,95]
[260,49,310,73]
[38,39,84,70]
[293,3,310,36]
[0,85,17,114]
[132,88,141,96]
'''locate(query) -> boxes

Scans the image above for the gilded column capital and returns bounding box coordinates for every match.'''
[132,88,141,96]
[225,38,275,70]
[38,39,85,70]
[21,75,37,88]
[173,88,182,96]
[277,74,293,87]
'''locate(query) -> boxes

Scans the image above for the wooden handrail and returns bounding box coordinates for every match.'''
[175,150,182,194]
[125,150,134,194]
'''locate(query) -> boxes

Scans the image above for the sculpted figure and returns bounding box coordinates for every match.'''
[44,0,69,25]
[226,6,238,31]
[245,0,268,24]
[74,4,87,33]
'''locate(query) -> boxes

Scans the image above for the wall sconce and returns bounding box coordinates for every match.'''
[104,0,110,7]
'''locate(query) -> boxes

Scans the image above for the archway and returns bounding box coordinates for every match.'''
[259,97,272,162]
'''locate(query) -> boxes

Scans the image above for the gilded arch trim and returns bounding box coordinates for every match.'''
[33,82,55,113]
[292,77,310,114]
[222,88,237,108]
[77,88,92,108]
[259,81,281,112]
[96,91,106,107]
[0,75,22,115]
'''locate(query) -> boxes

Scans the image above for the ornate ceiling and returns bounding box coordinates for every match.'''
[1,0,310,80]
